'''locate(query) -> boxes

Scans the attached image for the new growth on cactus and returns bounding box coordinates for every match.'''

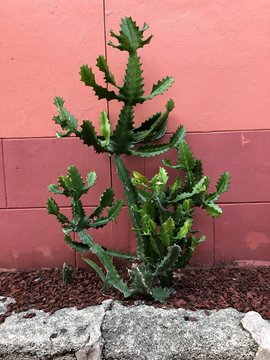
[128,139,230,301]
[48,17,230,302]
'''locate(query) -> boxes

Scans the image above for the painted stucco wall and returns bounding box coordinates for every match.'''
[1,0,270,269]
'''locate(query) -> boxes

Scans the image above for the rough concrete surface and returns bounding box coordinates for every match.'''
[242,311,270,360]
[102,303,257,360]
[0,300,112,360]
[0,299,260,360]
[0,296,16,315]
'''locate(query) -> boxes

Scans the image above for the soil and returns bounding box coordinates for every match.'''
[1,265,270,324]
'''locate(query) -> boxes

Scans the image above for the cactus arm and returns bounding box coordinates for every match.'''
[89,200,123,228]
[175,219,193,240]
[140,214,161,257]
[90,187,114,218]
[114,155,146,260]
[163,140,197,174]
[109,105,135,154]
[153,245,181,276]
[71,198,85,220]
[178,140,198,191]
[118,53,144,105]
[46,197,69,225]
[207,172,230,202]
[70,199,91,232]
[99,187,115,207]
[177,236,206,269]
[52,166,96,200]
[108,17,152,53]
[64,235,89,253]
[162,158,179,169]
[89,217,111,228]
[105,249,137,260]
[160,217,175,247]
[134,141,173,157]
[202,203,223,217]
[80,120,107,153]
[108,200,124,219]
[47,195,88,234]
[66,166,86,199]
[151,287,172,302]
[130,266,153,296]
[150,167,169,191]
[133,100,175,143]
[134,99,174,143]
[80,64,119,101]
[82,257,110,290]
[193,159,203,182]
[136,188,150,203]
[47,166,122,231]
[48,184,64,195]
[131,266,172,302]
[216,172,230,195]
[201,172,230,217]
[53,97,80,138]
[168,176,182,198]
[85,171,97,190]
[96,55,118,87]
[134,112,162,133]
[99,111,111,146]
[79,231,131,297]
[47,197,60,215]
[132,171,150,187]
[177,140,196,171]
[142,76,174,101]
[57,175,72,196]
[133,125,186,157]
[169,176,209,203]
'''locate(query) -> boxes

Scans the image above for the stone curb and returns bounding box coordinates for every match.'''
[0,297,266,359]
[241,311,270,360]
[0,298,112,360]
[102,303,257,360]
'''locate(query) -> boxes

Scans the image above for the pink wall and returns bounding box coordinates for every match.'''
[1,0,270,269]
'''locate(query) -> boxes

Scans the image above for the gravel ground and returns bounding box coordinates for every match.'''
[1,265,269,323]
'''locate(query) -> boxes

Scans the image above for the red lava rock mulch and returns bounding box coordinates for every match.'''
[0,265,270,324]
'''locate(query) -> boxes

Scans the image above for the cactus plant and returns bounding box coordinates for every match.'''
[48,17,230,302]
[51,17,185,281]
[62,263,72,285]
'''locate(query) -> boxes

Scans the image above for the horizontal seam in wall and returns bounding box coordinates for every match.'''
[218,201,270,205]
[1,136,78,141]
[0,205,98,211]
[2,128,270,141]
[171,128,270,135]
[1,201,270,211]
